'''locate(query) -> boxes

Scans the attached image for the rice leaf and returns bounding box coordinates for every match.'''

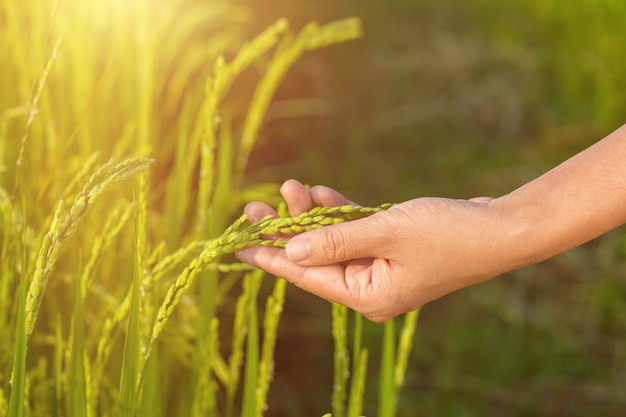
[118,231,143,417]
[8,226,29,417]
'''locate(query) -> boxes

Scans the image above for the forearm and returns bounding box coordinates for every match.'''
[496,124,626,268]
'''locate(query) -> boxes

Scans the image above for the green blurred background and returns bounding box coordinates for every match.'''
[237,0,626,415]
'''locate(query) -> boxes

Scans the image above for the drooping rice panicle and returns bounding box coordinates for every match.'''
[235,17,362,181]
[149,203,392,354]
[196,19,288,235]
[302,17,363,50]
[60,152,101,200]
[12,37,63,199]
[25,156,152,339]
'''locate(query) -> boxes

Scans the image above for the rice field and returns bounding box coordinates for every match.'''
[3,0,626,416]
[0,0,422,415]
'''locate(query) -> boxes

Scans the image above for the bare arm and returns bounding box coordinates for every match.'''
[496,123,626,267]
[236,124,626,322]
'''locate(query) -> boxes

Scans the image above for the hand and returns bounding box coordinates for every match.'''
[236,179,513,322]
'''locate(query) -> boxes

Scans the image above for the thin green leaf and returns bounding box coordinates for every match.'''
[118,235,142,417]
[8,217,29,417]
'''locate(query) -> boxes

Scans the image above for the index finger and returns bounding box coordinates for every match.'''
[235,245,353,306]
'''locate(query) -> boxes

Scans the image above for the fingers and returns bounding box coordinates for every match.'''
[236,246,350,304]
[310,185,354,206]
[280,179,355,216]
[286,215,387,265]
[244,202,278,222]
[280,179,314,216]
[236,246,399,322]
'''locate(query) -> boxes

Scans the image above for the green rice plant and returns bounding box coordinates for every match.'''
[24,157,152,340]
[1,2,379,415]
[1,1,423,415]
[327,307,420,417]
[346,312,368,417]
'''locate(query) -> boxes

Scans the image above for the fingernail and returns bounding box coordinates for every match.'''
[234,249,248,262]
[286,238,309,262]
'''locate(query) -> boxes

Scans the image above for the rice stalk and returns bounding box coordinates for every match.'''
[53,316,63,417]
[226,277,250,417]
[394,309,420,388]
[331,303,349,417]
[8,227,28,417]
[256,277,287,417]
[346,347,368,417]
[118,226,143,417]
[346,313,368,417]
[24,156,152,339]
[83,350,94,417]
[379,320,397,417]
[68,255,87,417]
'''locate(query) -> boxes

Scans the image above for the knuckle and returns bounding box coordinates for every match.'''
[321,229,347,261]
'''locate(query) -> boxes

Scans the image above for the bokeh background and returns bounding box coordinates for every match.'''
[239,0,626,415]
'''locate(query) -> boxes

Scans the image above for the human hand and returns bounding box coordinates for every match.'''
[236,179,512,322]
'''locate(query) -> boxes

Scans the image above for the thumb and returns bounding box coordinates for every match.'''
[285,217,385,265]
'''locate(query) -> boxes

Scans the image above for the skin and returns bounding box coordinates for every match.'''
[236,124,626,323]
